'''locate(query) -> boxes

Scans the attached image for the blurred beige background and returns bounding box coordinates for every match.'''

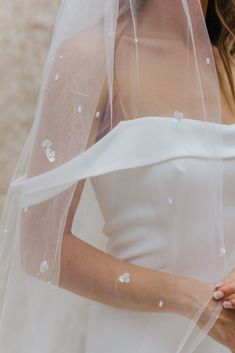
[0,0,60,212]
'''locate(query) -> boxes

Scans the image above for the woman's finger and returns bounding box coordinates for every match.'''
[213,281,235,301]
[222,300,234,309]
[213,290,235,309]
[215,278,234,290]
[214,268,235,291]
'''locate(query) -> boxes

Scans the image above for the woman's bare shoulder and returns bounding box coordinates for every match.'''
[58,25,105,59]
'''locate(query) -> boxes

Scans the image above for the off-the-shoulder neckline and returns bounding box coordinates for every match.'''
[117,116,235,128]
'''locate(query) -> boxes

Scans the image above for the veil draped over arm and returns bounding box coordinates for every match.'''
[0,1,231,352]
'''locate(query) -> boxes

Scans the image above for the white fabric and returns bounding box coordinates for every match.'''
[18,116,227,208]
[74,116,234,353]
[0,1,230,351]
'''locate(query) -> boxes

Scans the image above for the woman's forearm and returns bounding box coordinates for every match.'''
[59,233,211,317]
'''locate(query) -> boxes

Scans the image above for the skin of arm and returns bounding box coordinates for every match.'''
[59,231,210,317]
[59,226,235,352]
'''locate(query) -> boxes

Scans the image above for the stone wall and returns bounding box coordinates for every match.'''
[0,0,60,211]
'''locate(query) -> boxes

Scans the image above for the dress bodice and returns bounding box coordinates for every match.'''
[90,117,235,277]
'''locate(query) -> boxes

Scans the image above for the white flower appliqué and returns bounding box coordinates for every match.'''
[118,272,131,284]
[54,73,60,81]
[173,111,184,122]
[42,139,56,163]
[40,260,49,274]
[77,104,83,114]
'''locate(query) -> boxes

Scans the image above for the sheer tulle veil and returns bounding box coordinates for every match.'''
[0,1,230,352]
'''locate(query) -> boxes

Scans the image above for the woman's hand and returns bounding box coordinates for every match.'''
[197,294,235,352]
[207,301,235,352]
[213,267,235,309]
[191,281,235,352]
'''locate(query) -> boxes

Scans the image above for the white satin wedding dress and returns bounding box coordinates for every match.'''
[71,116,235,353]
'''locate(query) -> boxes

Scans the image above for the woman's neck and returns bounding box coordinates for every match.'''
[140,0,209,23]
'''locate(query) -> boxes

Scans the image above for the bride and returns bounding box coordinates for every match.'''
[0,1,234,352]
